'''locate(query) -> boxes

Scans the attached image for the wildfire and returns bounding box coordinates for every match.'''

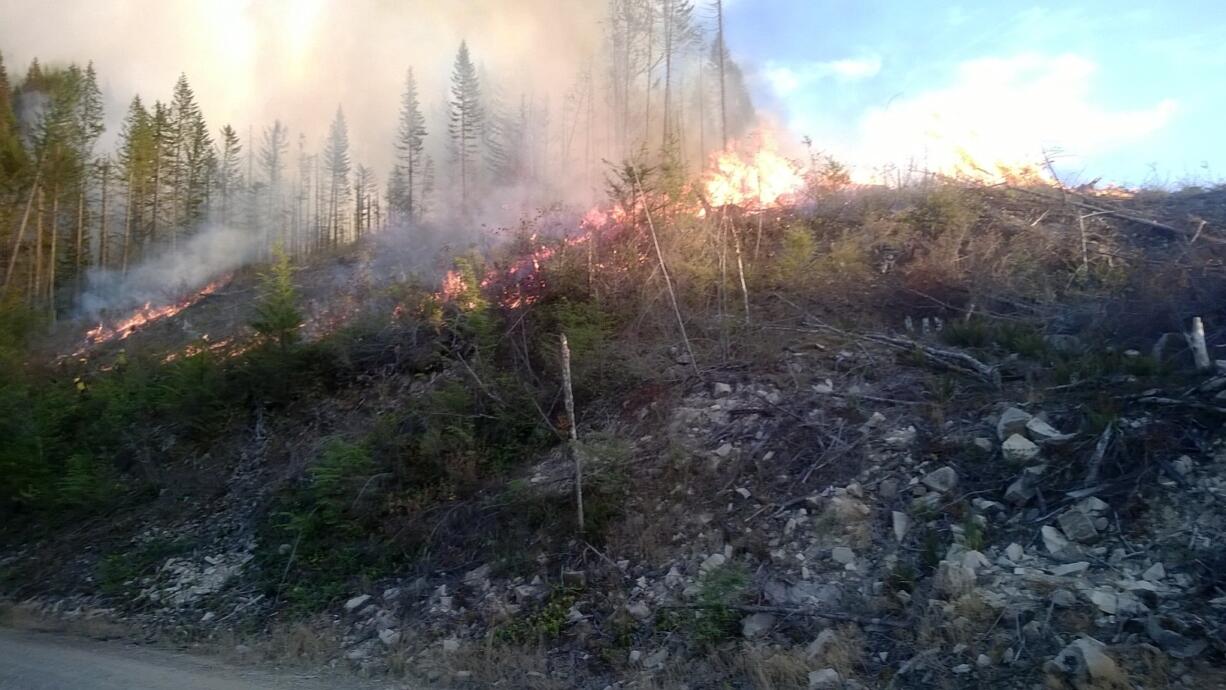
[703,139,805,210]
[82,276,231,349]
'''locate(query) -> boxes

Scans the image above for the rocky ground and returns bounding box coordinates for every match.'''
[7,313,1226,690]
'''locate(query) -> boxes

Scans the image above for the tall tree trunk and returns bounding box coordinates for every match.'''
[48,188,59,317]
[3,162,43,293]
[151,145,162,247]
[99,162,110,270]
[32,188,44,306]
[75,170,87,298]
[716,0,728,149]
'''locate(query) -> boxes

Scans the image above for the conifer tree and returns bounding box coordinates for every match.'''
[322,107,350,245]
[448,42,484,208]
[217,124,243,226]
[395,68,427,224]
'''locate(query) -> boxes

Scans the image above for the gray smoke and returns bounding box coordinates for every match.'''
[77,225,260,319]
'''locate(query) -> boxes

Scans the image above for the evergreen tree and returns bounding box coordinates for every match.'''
[448,41,484,208]
[117,96,153,269]
[217,124,243,226]
[395,68,427,224]
[322,107,350,245]
[260,120,288,249]
[0,51,27,195]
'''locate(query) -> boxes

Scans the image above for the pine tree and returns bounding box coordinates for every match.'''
[260,120,289,250]
[322,107,350,245]
[117,96,153,271]
[0,50,24,190]
[448,41,484,208]
[217,124,242,226]
[395,68,427,224]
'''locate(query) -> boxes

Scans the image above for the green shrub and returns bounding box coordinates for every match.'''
[251,247,303,352]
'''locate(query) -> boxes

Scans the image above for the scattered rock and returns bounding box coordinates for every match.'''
[442,638,461,654]
[1146,616,1207,658]
[699,553,726,574]
[808,668,842,689]
[883,426,917,448]
[1052,589,1077,608]
[1005,543,1025,562]
[1004,475,1036,505]
[891,511,910,542]
[378,629,401,646]
[562,570,587,588]
[806,629,838,660]
[1057,510,1100,543]
[741,612,775,639]
[713,382,733,397]
[1046,637,1126,689]
[830,547,855,565]
[922,466,958,494]
[1002,434,1041,464]
[625,602,651,620]
[1142,562,1166,582]
[1026,417,1074,443]
[934,560,976,598]
[1042,526,1085,562]
[997,407,1032,440]
[972,437,994,453]
[344,594,372,613]
[1086,588,1148,617]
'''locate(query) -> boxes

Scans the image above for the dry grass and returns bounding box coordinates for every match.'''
[0,600,130,640]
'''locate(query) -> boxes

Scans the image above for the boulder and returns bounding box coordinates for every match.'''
[1002,434,1040,464]
[808,669,842,689]
[922,466,959,494]
[741,612,776,639]
[830,547,855,565]
[1046,637,1126,689]
[892,511,911,542]
[997,407,1032,440]
[344,594,372,613]
[1057,510,1100,543]
[1042,526,1085,562]
[1026,417,1075,443]
[934,560,977,598]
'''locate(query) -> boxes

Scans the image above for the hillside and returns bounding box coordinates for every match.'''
[4,176,1226,690]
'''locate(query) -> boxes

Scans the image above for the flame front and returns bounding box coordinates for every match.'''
[82,276,231,349]
[704,141,805,210]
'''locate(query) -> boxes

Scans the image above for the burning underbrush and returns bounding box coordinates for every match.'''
[7,161,1226,689]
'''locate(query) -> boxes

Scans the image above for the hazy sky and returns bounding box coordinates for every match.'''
[725,0,1223,185]
[0,1,1219,185]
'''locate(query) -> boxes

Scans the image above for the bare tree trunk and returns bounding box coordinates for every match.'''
[634,169,699,376]
[560,334,583,533]
[99,161,109,270]
[732,218,750,325]
[75,170,86,298]
[33,188,44,306]
[48,189,60,318]
[3,163,42,293]
[716,0,728,148]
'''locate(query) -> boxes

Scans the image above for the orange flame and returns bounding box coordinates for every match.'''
[82,277,230,349]
[704,139,804,210]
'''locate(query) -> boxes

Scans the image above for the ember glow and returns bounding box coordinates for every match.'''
[81,277,231,349]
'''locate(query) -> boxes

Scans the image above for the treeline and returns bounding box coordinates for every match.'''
[0,0,755,317]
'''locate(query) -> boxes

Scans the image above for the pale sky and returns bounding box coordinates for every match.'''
[724,0,1221,185]
[0,1,1218,186]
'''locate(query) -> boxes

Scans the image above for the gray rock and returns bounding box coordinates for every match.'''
[442,638,461,653]
[1146,616,1207,659]
[1002,434,1040,464]
[972,437,994,453]
[625,602,652,620]
[1047,637,1123,687]
[378,629,401,646]
[1057,510,1100,543]
[741,612,776,639]
[381,587,401,602]
[922,466,959,493]
[562,570,587,588]
[1142,562,1166,582]
[699,553,726,574]
[892,511,911,542]
[806,629,838,660]
[883,426,917,448]
[1042,526,1085,562]
[344,594,372,613]
[808,669,842,688]
[1086,589,1148,616]
[830,547,855,565]
[1052,589,1077,608]
[934,560,976,598]
[713,382,734,397]
[1026,417,1075,443]
[997,407,1033,440]
[1004,476,1036,505]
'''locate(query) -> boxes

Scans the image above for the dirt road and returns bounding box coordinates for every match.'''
[0,628,395,690]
